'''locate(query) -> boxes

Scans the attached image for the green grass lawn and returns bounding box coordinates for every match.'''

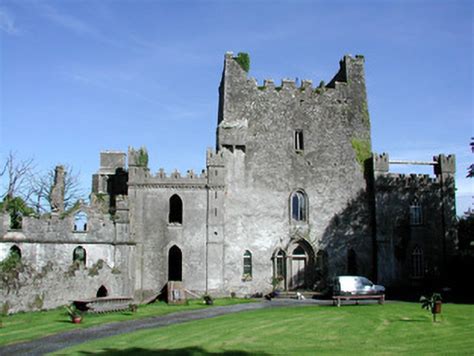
[0,298,255,347]
[55,302,474,355]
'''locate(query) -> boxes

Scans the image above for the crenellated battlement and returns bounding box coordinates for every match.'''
[207,148,226,167]
[128,167,208,189]
[373,153,389,173]
[434,154,456,175]
[128,146,148,168]
[223,52,366,98]
[376,173,441,188]
[152,168,207,180]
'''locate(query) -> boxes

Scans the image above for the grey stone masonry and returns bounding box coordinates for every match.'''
[0,52,457,313]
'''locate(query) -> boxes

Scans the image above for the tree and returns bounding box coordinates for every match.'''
[28,165,85,214]
[0,151,35,201]
[1,152,85,216]
[0,196,35,228]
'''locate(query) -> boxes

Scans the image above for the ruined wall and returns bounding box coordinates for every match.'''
[215,53,374,295]
[0,199,135,312]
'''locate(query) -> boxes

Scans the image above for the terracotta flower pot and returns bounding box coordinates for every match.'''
[72,316,82,324]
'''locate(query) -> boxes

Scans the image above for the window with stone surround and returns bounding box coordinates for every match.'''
[275,250,286,278]
[410,198,422,225]
[291,190,307,222]
[243,250,252,279]
[294,130,304,151]
[169,194,183,224]
[73,246,86,266]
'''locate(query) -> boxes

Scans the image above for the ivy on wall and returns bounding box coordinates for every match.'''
[234,52,250,72]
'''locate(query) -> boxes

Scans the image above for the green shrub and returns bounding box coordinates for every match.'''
[351,138,371,168]
[137,148,148,167]
[234,52,250,72]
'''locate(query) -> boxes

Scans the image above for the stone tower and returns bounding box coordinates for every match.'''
[50,165,65,213]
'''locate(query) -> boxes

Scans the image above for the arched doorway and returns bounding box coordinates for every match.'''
[96,285,108,298]
[168,245,182,281]
[289,241,315,290]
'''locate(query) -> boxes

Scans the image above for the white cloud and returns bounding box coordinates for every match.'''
[34,2,124,49]
[0,7,19,35]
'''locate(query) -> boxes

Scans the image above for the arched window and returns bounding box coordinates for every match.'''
[275,250,286,278]
[10,245,22,260]
[291,190,307,222]
[410,198,422,225]
[243,250,252,277]
[412,246,424,278]
[73,246,86,266]
[347,248,357,275]
[293,246,306,256]
[74,211,88,232]
[96,285,108,298]
[169,194,183,224]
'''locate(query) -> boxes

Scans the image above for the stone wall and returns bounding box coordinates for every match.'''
[0,200,134,313]
[0,254,132,314]
[127,159,209,299]
[214,53,374,295]
[372,153,456,288]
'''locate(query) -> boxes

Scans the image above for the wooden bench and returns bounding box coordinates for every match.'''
[332,294,385,307]
[73,296,135,313]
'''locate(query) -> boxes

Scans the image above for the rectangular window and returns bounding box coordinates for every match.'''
[294,130,304,151]
[243,250,252,279]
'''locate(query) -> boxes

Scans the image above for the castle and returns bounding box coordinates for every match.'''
[0,53,457,313]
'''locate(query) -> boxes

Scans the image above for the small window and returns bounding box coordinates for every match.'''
[411,246,424,278]
[73,246,86,266]
[291,190,307,222]
[74,211,88,232]
[10,245,22,260]
[410,198,422,225]
[275,250,286,278]
[243,250,252,278]
[294,130,304,151]
[169,194,183,224]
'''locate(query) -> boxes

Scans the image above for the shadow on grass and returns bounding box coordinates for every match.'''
[78,347,268,355]
[390,317,426,323]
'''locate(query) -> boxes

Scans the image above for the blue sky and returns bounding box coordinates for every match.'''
[0,0,472,214]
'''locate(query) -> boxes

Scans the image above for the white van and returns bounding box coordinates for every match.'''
[333,276,385,296]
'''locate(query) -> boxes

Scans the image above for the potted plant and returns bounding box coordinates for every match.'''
[420,293,442,322]
[65,304,83,324]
